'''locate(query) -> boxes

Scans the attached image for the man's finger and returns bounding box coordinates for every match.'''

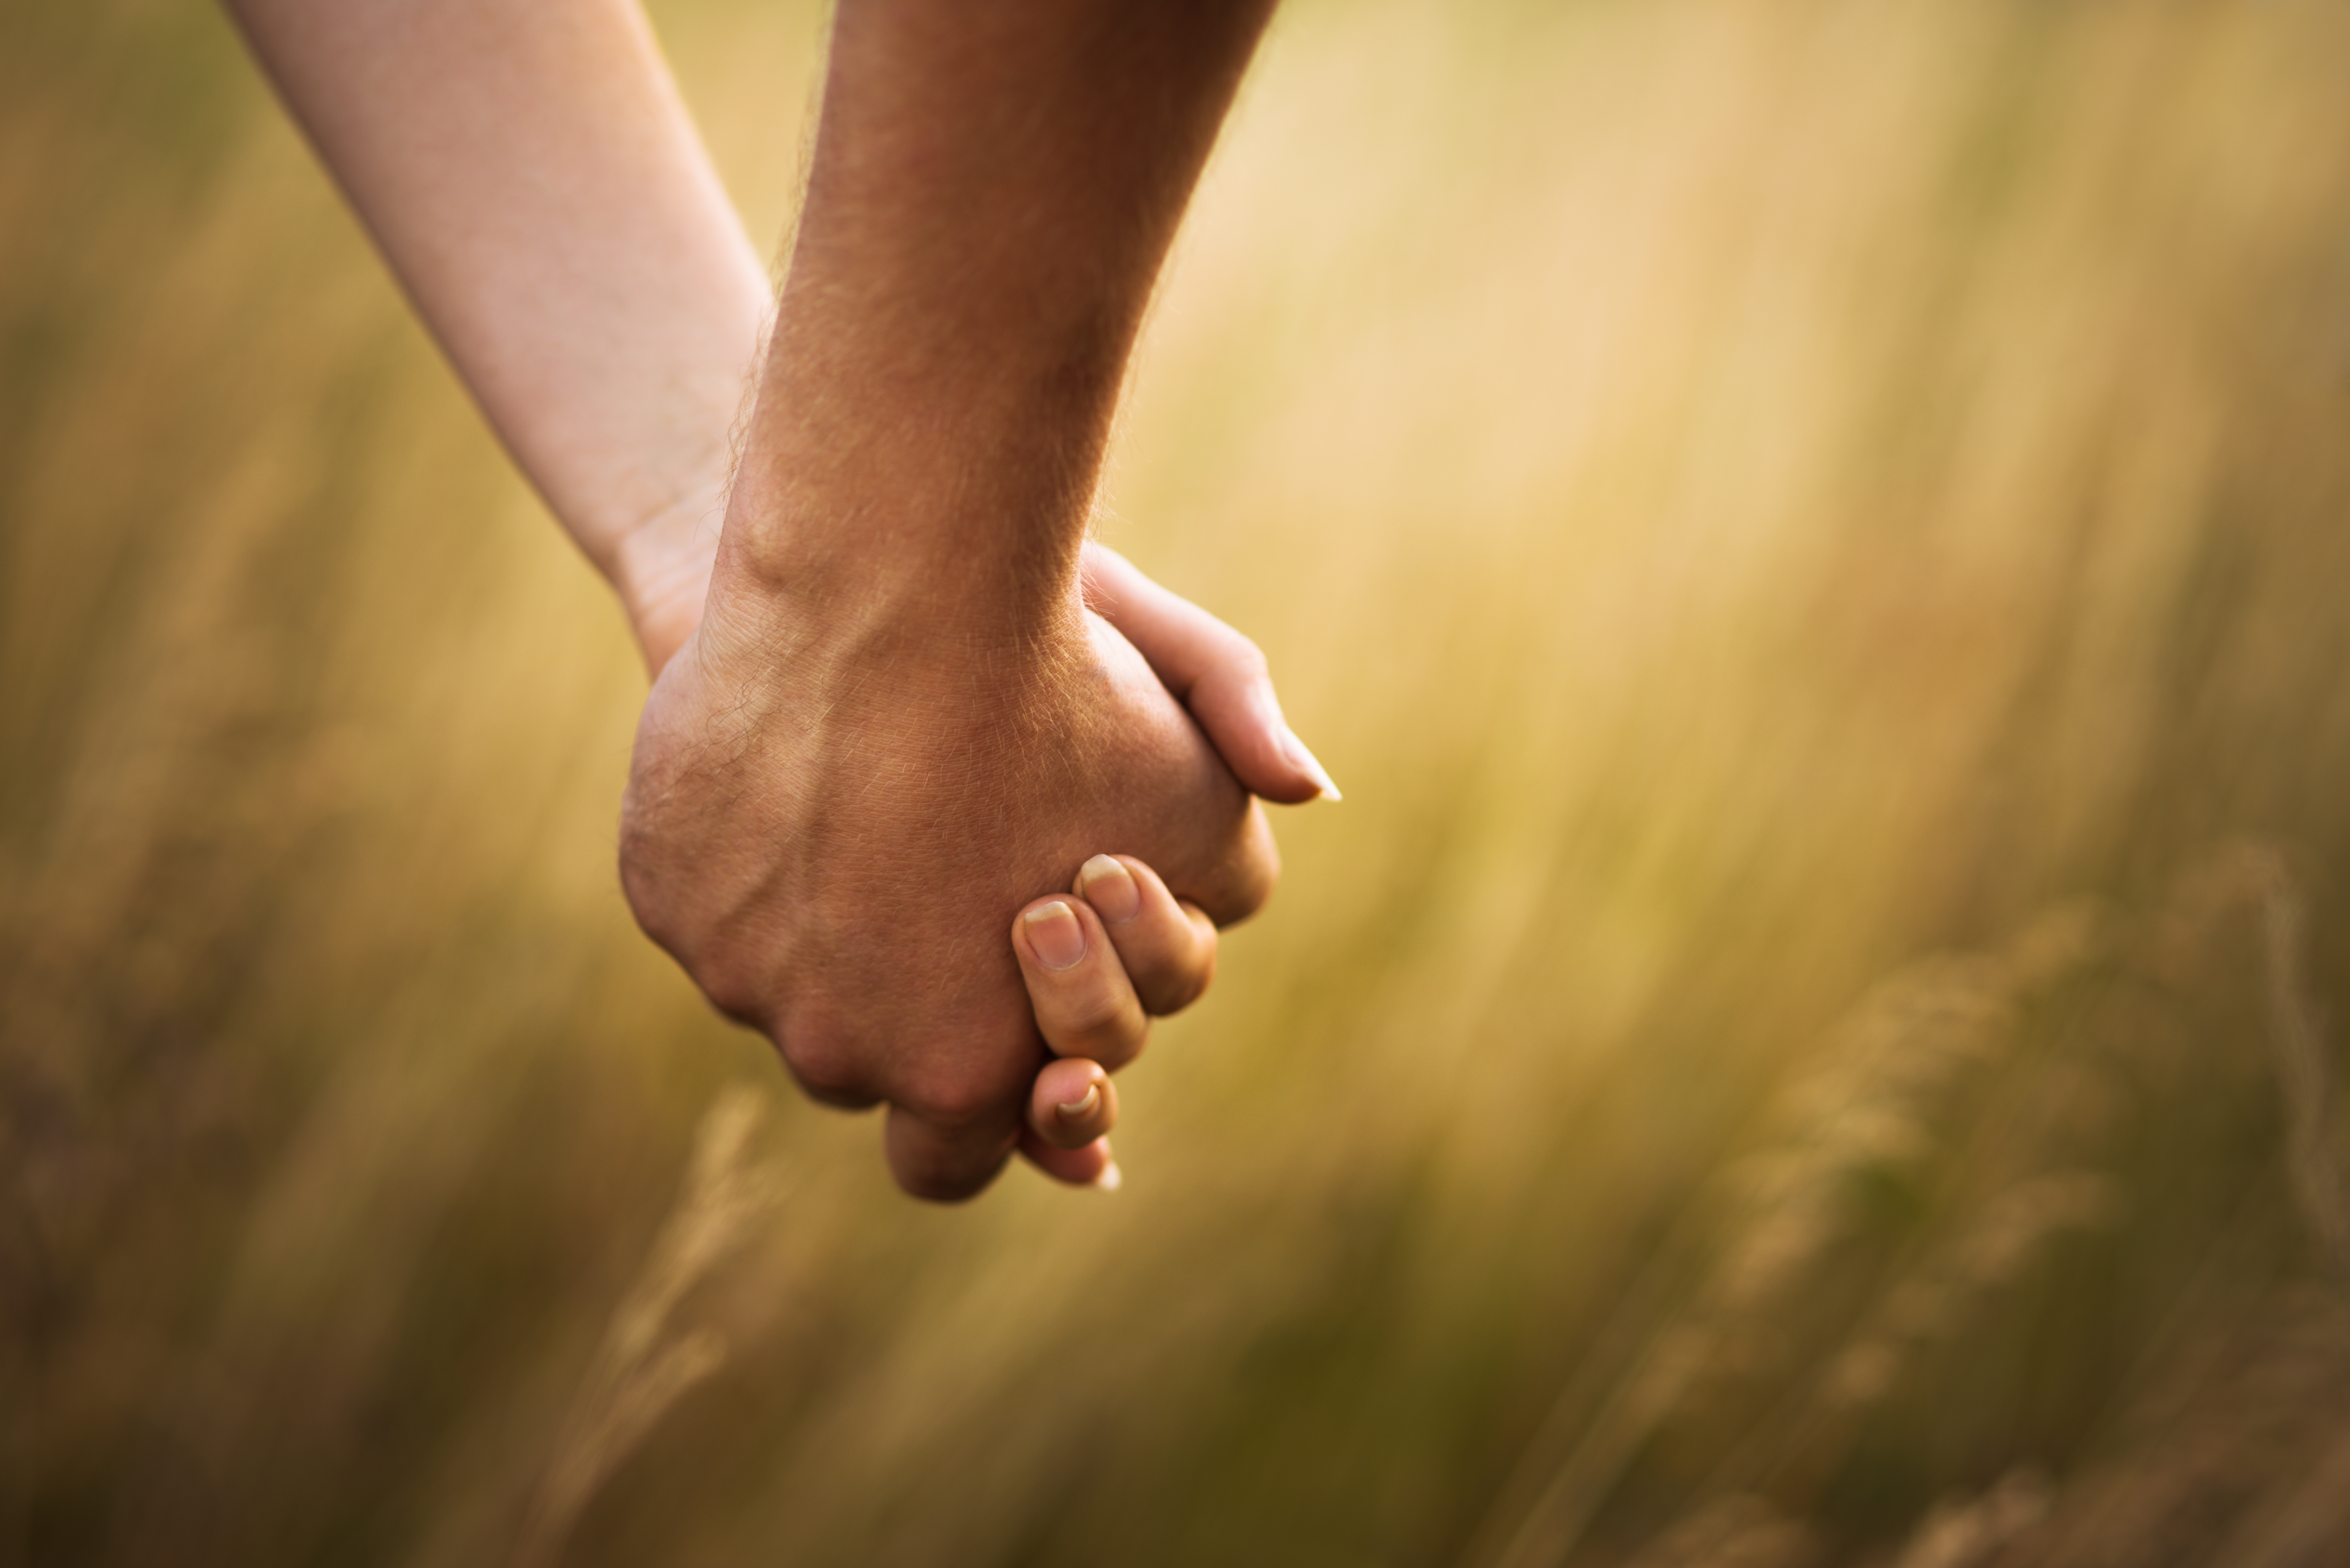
[883,1102,1019,1203]
[1080,542,1339,805]
[1072,853,1216,1017]
[1012,895,1151,1070]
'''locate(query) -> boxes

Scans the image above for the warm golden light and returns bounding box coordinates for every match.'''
[7,0,2350,1562]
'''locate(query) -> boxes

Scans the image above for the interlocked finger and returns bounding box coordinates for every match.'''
[1028,1056,1118,1151]
[1012,894,1150,1069]
[1070,854,1217,1016]
[1012,1023,1121,1190]
[1010,852,1224,1192]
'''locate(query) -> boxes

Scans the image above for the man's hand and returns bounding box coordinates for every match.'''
[612,0,1297,1199]
[622,541,1327,1199]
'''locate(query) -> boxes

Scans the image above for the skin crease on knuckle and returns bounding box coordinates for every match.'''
[1051,994,1146,1065]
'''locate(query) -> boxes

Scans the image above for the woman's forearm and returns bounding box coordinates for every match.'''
[223,0,772,671]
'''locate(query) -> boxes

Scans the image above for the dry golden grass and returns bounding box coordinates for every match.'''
[518,1087,788,1568]
[7,0,2350,1564]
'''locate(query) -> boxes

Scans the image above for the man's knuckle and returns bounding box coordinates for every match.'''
[679,946,764,1026]
[905,1064,1013,1131]
[776,1016,871,1102]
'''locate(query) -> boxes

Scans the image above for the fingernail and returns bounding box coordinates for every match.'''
[1055,1082,1102,1123]
[1024,900,1087,970]
[1093,1159,1123,1192]
[1077,854,1142,923]
[1280,725,1343,801]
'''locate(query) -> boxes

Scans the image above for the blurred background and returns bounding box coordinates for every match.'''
[8,0,2350,1563]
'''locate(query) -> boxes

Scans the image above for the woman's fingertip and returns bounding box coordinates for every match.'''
[1076,854,1143,923]
[1280,724,1343,801]
[1093,1159,1123,1192]
[1023,899,1088,969]
[1055,1082,1102,1122]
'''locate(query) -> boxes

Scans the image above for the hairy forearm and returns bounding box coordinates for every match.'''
[223,0,772,669]
[717,0,1277,634]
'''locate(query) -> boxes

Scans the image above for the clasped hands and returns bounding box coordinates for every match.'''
[621,536,1332,1200]
[213,0,1298,1201]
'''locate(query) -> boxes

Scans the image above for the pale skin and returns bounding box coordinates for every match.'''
[224,0,1333,1198]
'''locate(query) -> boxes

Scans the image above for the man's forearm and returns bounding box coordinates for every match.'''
[223,0,772,670]
[717,0,1278,634]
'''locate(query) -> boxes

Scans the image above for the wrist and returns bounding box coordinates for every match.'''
[686,490,1091,726]
[611,473,729,676]
[711,437,1095,657]
[710,515,1085,672]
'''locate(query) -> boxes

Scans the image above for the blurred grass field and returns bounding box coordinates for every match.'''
[9,0,2350,1564]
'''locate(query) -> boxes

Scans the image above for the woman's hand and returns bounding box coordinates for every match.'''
[1013,853,1221,1189]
